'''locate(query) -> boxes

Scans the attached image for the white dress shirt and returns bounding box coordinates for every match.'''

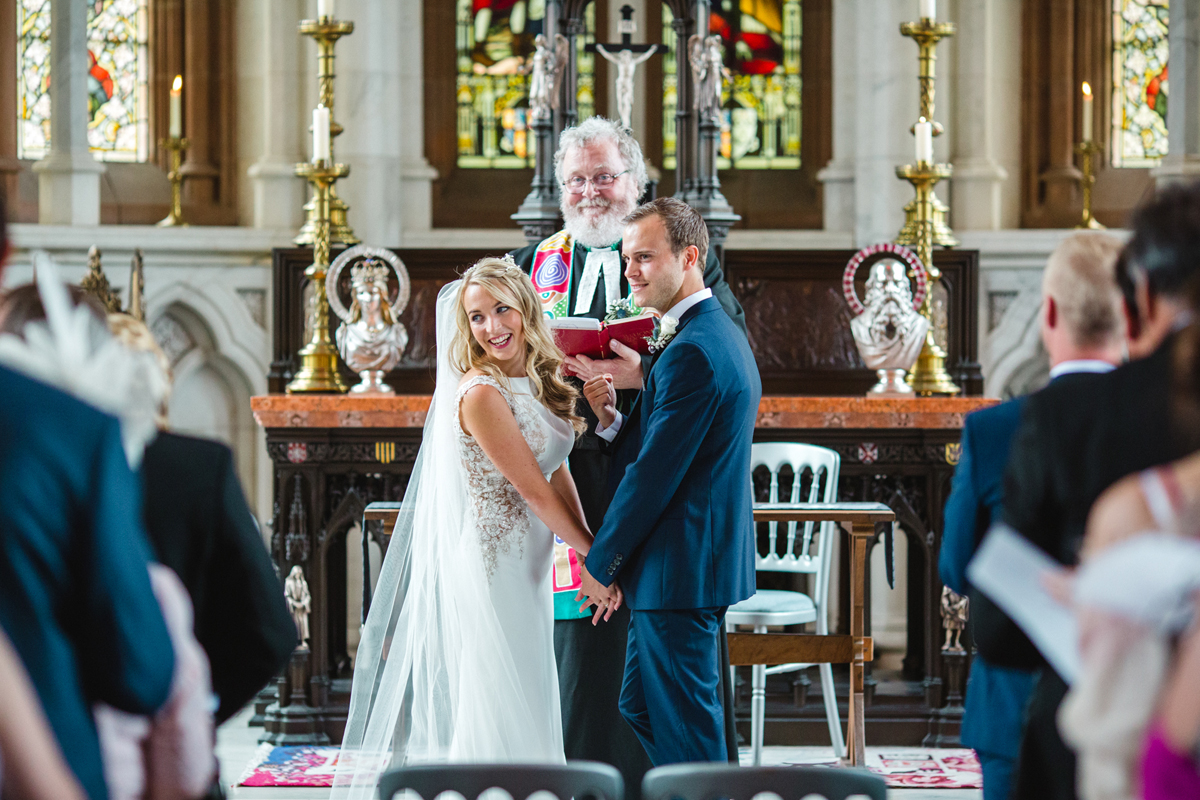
[1048,358,1118,380]
[594,288,713,442]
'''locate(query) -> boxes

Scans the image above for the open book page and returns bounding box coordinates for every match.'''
[967,524,1080,684]
[548,317,602,331]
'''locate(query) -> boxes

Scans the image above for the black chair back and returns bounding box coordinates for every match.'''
[642,764,886,800]
[378,762,624,800]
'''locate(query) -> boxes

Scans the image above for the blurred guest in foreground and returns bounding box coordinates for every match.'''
[108,313,297,724]
[977,181,1200,800]
[0,196,177,800]
[940,231,1126,800]
[0,625,86,800]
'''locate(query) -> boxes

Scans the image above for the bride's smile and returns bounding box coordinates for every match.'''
[463,283,527,376]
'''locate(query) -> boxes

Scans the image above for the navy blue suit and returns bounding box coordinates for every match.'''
[939,399,1035,800]
[588,295,761,764]
[0,365,175,800]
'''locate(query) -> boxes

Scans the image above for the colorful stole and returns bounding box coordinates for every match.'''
[531,229,574,319]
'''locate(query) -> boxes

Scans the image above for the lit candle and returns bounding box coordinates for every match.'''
[169,75,182,138]
[317,0,333,18]
[1081,81,1094,143]
[919,0,936,20]
[312,106,331,164]
[915,116,933,164]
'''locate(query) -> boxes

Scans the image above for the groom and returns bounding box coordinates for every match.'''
[580,197,760,764]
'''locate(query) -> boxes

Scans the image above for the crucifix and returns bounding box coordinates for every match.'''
[586,5,660,131]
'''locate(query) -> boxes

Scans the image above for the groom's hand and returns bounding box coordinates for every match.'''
[576,563,623,625]
[583,374,617,429]
[567,339,643,389]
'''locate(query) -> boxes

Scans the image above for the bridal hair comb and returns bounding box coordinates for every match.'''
[465,253,523,279]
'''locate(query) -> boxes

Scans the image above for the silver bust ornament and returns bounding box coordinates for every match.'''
[327,246,411,395]
[845,253,929,396]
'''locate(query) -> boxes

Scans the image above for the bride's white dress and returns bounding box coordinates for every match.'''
[332,281,579,799]
[452,374,574,761]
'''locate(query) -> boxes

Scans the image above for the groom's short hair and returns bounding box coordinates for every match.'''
[624,197,709,266]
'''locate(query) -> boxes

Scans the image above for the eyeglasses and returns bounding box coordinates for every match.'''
[562,170,629,194]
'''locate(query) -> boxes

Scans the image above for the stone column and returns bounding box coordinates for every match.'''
[397,0,438,237]
[33,0,104,225]
[337,0,406,245]
[246,0,306,230]
[816,0,856,233]
[949,0,1020,230]
[1153,0,1200,186]
[851,0,921,247]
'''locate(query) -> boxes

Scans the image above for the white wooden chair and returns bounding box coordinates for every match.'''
[727,442,845,763]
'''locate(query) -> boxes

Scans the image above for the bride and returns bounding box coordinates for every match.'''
[332,258,620,798]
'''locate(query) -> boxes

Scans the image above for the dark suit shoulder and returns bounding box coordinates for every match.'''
[509,242,539,271]
[963,398,1026,451]
[0,364,116,438]
[143,431,232,477]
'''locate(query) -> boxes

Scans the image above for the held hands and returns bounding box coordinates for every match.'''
[576,562,624,625]
[565,339,643,389]
[583,374,618,430]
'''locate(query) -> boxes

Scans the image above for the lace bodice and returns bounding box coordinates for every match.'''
[454,374,572,578]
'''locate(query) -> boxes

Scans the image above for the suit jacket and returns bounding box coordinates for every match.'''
[977,338,1191,667]
[976,337,1194,800]
[141,432,297,724]
[587,296,761,610]
[938,399,1035,760]
[0,365,175,800]
[511,237,747,459]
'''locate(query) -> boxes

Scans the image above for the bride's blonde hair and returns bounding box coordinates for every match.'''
[451,257,584,434]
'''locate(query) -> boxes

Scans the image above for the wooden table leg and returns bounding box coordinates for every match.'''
[846,520,872,766]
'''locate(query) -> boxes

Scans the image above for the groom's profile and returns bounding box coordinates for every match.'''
[579,197,761,764]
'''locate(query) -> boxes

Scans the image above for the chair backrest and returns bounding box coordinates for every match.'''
[751,442,840,575]
[378,762,624,800]
[642,764,886,800]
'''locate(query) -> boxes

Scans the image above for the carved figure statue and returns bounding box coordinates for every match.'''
[940,586,969,653]
[594,43,659,130]
[285,565,312,644]
[334,258,409,394]
[688,34,729,120]
[849,259,929,373]
[527,33,568,120]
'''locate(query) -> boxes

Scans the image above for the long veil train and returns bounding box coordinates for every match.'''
[331,281,547,799]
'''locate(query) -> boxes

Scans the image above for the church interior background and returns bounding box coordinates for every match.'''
[0,0,1189,750]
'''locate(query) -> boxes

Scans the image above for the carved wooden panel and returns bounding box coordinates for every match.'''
[270,247,983,396]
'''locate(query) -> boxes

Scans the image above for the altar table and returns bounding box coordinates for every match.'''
[252,393,995,746]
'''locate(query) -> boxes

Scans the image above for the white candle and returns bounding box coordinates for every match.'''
[915,117,933,164]
[919,0,936,20]
[317,0,333,18]
[169,75,182,138]
[1082,81,1094,143]
[312,106,331,163]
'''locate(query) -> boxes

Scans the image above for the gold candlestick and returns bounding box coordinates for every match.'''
[896,160,960,396]
[296,16,359,247]
[157,137,189,227]
[898,17,957,249]
[287,160,351,394]
[1075,140,1105,230]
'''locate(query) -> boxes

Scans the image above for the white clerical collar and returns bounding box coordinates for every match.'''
[663,288,712,323]
[574,248,623,315]
[1049,359,1117,379]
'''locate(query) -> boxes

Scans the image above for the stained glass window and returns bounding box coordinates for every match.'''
[663,0,802,170]
[17,0,149,162]
[1111,0,1168,168]
[456,0,597,169]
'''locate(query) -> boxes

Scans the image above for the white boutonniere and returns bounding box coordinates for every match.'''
[646,315,678,354]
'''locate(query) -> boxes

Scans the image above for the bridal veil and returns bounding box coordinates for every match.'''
[331,281,546,798]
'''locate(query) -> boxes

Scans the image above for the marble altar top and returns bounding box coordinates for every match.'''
[251,394,998,430]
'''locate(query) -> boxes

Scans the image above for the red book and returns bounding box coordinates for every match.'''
[549,314,656,359]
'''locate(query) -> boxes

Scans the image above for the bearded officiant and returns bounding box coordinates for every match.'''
[510,117,746,789]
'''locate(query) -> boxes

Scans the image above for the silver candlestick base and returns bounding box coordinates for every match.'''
[349,370,394,395]
[868,368,915,397]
